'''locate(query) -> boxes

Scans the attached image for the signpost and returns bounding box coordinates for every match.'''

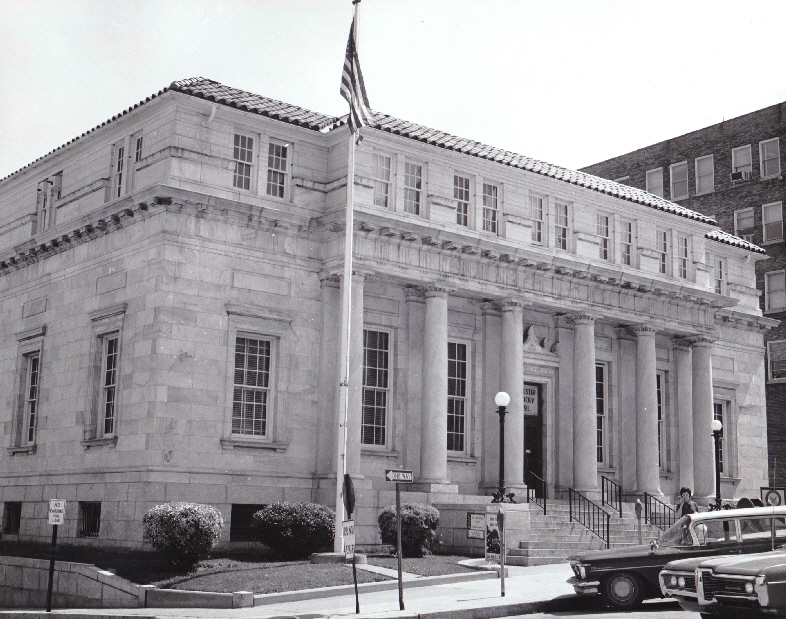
[386,469,413,611]
[467,513,484,539]
[485,504,506,597]
[46,500,66,612]
[343,474,359,615]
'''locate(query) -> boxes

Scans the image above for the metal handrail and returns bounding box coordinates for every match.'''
[644,492,677,531]
[601,476,623,517]
[569,488,611,548]
[525,469,547,515]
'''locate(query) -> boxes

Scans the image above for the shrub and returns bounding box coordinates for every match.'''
[142,502,224,569]
[252,501,335,559]
[378,503,440,558]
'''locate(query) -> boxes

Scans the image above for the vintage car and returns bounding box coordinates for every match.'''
[569,506,786,610]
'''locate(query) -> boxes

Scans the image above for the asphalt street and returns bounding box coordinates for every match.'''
[519,599,695,618]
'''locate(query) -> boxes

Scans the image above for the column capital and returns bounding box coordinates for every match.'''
[403,287,425,302]
[500,298,525,312]
[630,324,657,336]
[554,313,574,329]
[570,313,597,326]
[690,335,716,348]
[318,271,341,287]
[673,338,693,351]
[424,285,451,298]
[480,301,501,316]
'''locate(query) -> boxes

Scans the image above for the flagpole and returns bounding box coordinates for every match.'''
[334,0,362,554]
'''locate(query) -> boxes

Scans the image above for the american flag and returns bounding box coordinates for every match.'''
[340,18,373,132]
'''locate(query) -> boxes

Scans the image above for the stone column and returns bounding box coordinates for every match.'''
[481,302,502,492]
[572,314,598,496]
[501,300,525,491]
[555,315,574,491]
[692,337,715,500]
[633,325,661,495]
[404,288,425,476]
[344,271,365,479]
[674,340,694,492]
[419,287,451,486]
[616,329,637,493]
[315,273,341,477]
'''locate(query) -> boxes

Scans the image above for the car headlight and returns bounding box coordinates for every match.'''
[677,576,686,588]
[745,582,754,594]
[669,575,678,586]
[579,565,586,579]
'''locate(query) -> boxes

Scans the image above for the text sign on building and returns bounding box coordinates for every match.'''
[385,469,413,483]
[343,520,355,560]
[48,499,65,526]
[523,384,540,416]
[467,512,485,539]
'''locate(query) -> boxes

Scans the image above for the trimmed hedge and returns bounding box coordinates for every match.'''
[142,502,224,569]
[252,501,335,559]
[378,503,440,557]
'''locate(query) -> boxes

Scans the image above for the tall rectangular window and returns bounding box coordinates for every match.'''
[530,196,544,244]
[760,138,781,178]
[134,136,144,163]
[79,502,101,538]
[2,502,21,536]
[404,163,422,215]
[100,334,119,436]
[36,173,61,234]
[695,155,714,194]
[646,168,663,197]
[677,235,689,279]
[232,337,271,436]
[657,372,665,468]
[734,208,755,242]
[670,162,688,200]
[373,154,391,208]
[656,229,669,274]
[447,342,467,452]
[714,258,725,295]
[596,214,610,260]
[454,175,470,226]
[555,202,569,250]
[621,220,633,266]
[713,402,725,474]
[482,183,498,233]
[232,134,254,190]
[768,340,786,381]
[362,330,389,446]
[266,142,288,198]
[24,352,40,445]
[595,364,606,464]
[763,202,784,242]
[114,145,125,198]
[766,271,786,311]
[732,145,752,175]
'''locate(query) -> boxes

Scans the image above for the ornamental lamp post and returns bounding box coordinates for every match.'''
[492,391,516,503]
[711,419,723,510]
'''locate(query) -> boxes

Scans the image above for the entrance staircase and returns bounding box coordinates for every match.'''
[508,500,664,566]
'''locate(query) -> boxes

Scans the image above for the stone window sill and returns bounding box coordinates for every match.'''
[221,437,288,452]
[447,453,477,464]
[7,445,36,456]
[80,436,118,449]
[361,447,400,459]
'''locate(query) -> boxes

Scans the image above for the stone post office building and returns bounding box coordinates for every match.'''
[0,78,773,547]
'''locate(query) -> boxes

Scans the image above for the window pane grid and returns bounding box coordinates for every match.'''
[657,373,664,469]
[733,145,752,174]
[670,162,688,199]
[677,235,688,279]
[530,196,543,243]
[26,354,40,444]
[102,336,119,435]
[596,364,606,463]
[715,259,725,295]
[555,203,568,250]
[621,221,633,266]
[735,208,755,241]
[769,341,786,380]
[404,163,422,214]
[696,155,714,193]
[766,272,786,311]
[763,203,784,242]
[232,337,271,436]
[656,230,668,274]
[482,184,498,233]
[596,214,609,260]
[761,139,781,177]
[447,342,467,452]
[362,330,389,446]
[454,175,470,226]
[233,134,254,190]
[646,169,663,197]
[115,146,124,198]
[714,403,724,473]
[135,137,143,163]
[373,155,391,208]
[266,143,288,198]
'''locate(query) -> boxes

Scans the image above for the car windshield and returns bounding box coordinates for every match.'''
[658,515,694,547]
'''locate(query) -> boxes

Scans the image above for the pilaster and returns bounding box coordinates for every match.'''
[572,313,598,497]
[501,299,525,491]
[632,324,660,495]
[692,336,715,501]
[674,339,694,492]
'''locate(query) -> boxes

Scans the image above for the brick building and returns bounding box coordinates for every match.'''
[582,102,786,488]
[0,78,772,548]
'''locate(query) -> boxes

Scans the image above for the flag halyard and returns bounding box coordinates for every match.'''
[340,18,373,132]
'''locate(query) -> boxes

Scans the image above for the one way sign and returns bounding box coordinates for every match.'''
[385,469,413,483]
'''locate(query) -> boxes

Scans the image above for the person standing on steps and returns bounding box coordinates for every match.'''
[678,487,699,516]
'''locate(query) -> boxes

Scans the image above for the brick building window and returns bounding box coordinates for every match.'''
[695,155,714,194]
[646,168,663,197]
[734,208,755,242]
[767,340,786,381]
[404,162,422,215]
[454,174,470,227]
[765,271,786,312]
[760,138,781,178]
[762,202,783,242]
[656,229,669,275]
[232,134,254,190]
[79,502,101,538]
[447,342,468,452]
[677,235,689,279]
[596,214,610,260]
[232,337,272,436]
[530,196,544,244]
[362,329,389,446]
[266,141,288,198]
[732,145,752,176]
[372,154,391,208]
[3,502,21,535]
[670,162,688,200]
[555,202,569,250]
[620,220,633,266]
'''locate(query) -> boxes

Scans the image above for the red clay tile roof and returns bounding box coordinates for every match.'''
[706,229,766,254]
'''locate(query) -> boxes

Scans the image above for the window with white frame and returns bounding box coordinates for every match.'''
[768,340,786,381]
[447,342,468,452]
[760,138,781,178]
[657,371,665,469]
[362,329,389,446]
[232,336,272,436]
[596,363,607,464]
[403,162,422,215]
[36,173,62,234]
[677,235,689,279]
[732,145,752,175]
[763,202,784,242]
[233,134,254,190]
[372,154,391,208]
[597,214,610,260]
[22,351,40,445]
[12,327,45,451]
[85,305,125,445]
[766,271,786,311]
[714,257,725,295]
[454,174,470,227]
[99,333,120,437]
[530,196,544,244]
[482,183,498,233]
[695,154,714,194]
[113,143,125,198]
[656,229,669,274]
[134,136,144,163]
[646,168,664,197]
[734,208,755,242]
[713,401,726,474]
[266,141,288,198]
[670,162,689,200]
[555,202,569,250]
[620,220,633,266]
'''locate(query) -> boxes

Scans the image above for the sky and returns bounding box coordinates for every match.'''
[1,0,785,180]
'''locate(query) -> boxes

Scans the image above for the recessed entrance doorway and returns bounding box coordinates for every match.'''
[523,382,544,497]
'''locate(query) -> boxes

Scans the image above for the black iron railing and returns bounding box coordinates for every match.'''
[569,488,610,548]
[525,469,547,515]
[644,492,677,531]
[601,476,622,517]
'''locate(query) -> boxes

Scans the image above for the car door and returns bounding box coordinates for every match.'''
[691,517,742,557]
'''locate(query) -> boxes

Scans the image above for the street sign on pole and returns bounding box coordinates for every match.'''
[47,499,65,612]
[343,520,355,560]
[385,469,413,483]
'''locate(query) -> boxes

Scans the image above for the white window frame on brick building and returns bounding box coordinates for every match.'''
[403,162,423,215]
[760,138,781,179]
[734,208,755,242]
[554,202,570,250]
[232,133,255,191]
[596,213,610,260]
[372,154,392,208]
[447,340,470,453]
[530,195,545,244]
[231,336,273,437]
[266,140,290,199]
[762,202,784,243]
[767,340,786,382]
[695,154,714,194]
[670,161,689,200]
[765,271,786,312]
[656,229,669,275]
[646,168,664,197]
[482,183,499,234]
[362,328,391,447]
[454,174,470,227]
[620,219,634,266]
[732,145,753,176]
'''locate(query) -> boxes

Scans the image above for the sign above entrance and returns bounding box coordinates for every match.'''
[523,384,540,416]
[385,469,413,483]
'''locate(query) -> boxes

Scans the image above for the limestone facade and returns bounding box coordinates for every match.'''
[0,79,773,547]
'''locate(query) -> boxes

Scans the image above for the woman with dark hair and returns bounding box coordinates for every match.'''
[678,487,699,516]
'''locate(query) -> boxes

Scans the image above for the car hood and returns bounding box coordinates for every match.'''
[664,554,737,572]
[700,551,786,577]
[568,543,680,563]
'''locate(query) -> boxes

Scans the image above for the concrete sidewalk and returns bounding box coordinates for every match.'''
[0,563,593,619]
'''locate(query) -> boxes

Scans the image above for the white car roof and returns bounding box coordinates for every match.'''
[689,506,786,522]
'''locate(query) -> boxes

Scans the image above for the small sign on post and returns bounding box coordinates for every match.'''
[385,469,413,483]
[467,512,484,539]
[343,520,355,560]
[47,499,65,612]
[48,500,65,525]
[485,504,501,563]
[386,469,413,611]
